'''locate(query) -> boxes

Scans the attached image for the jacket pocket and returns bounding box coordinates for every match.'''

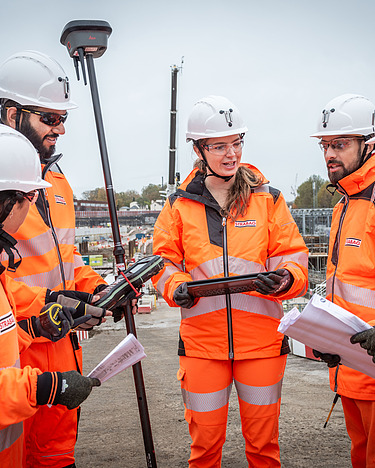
[177,366,192,424]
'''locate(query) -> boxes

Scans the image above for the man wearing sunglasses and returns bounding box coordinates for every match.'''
[311,93,375,467]
[0,51,110,468]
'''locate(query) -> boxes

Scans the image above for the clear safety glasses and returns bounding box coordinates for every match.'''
[203,139,244,156]
[318,137,363,152]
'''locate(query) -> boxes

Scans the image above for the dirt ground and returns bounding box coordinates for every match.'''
[75,300,352,468]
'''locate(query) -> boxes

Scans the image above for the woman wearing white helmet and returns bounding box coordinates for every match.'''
[0,126,100,467]
[153,96,308,467]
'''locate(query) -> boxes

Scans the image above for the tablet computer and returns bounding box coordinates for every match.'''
[186,271,275,298]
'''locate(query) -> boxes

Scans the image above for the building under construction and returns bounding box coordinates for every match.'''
[291,208,333,294]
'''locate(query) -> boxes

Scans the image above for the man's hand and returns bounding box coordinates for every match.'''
[173,283,195,309]
[351,327,375,362]
[18,303,91,342]
[253,269,293,295]
[46,289,110,330]
[313,349,341,368]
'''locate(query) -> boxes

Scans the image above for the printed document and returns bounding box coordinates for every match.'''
[278,294,375,379]
[88,333,146,383]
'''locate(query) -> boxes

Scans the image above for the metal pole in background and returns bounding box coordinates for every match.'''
[167,59,183,196]
[60,20,157,468]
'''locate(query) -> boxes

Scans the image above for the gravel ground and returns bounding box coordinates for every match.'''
[74,300,351,468]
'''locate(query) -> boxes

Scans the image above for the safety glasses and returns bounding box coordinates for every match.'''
[202,139,244,156]
[19,190,39,205]
[318,137,363,152]
[8,107,68,127]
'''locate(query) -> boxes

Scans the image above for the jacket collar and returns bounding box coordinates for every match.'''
[337,156,375,196]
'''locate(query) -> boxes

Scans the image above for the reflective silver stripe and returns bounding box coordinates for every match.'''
[182,382,232,412]
[0,421,23,451]
[156,261,183,295]
[235,378,282,406]
[55,227,75,245]
[181,294,283,320]
[331,277,375,309]
[252,185,270,193]
[74,254,85,268]
[266,252,308,271]
[326,276,333,295]
[190,257,264,281]
[13,263,74,289]
[14,231,55,258]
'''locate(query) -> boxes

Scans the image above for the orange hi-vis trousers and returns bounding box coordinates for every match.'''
[178,355,287,468]
[341,396,375,468]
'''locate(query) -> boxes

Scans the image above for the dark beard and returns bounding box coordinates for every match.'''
[328,147,363,185]
[20,116,56,162]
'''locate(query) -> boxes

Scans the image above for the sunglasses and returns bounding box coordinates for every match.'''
[19,190,39,205]
[7,107,68,127]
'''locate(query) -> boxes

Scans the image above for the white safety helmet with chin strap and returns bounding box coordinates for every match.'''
[0,50,77,111]
[310,93,375,138]
[0,124,51,273]
[0,124,51,192]
[186,95,248,142]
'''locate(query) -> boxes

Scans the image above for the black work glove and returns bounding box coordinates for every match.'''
[312,349,341,368]
[173,282,195,309]
[18,303,91,342]
[253,268,294,295]
[37,370,101,410]
[351,327,375,362]
[46,289,106,330]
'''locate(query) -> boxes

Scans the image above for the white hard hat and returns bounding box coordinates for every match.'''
[311,93,375,138]
[186,95,248,141]
[0,124,51,192]
[0,51,77,110]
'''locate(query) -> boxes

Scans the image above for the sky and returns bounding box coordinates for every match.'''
[2,0,375,202]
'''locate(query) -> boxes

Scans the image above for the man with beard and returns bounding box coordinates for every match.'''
[0,51,109,468]
[311,93,375,467]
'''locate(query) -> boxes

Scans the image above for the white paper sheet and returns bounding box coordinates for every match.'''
[278,294,375,379]
[87,333,146,383]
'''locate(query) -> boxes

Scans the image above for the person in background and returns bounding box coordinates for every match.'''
[152,95,308,467]
[0,125,101,467]
[0,50,112,468]
[311,94,375,467]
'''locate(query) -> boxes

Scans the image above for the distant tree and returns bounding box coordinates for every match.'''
[116,190,141,208]
[141,184,165,208]
[82,187,107,201]
[317,182,342,207]
[294,175,325,208]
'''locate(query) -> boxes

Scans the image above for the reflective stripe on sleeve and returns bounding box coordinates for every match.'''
[156,260,184,295]
[182,382,232,412]
[266,252,308,272]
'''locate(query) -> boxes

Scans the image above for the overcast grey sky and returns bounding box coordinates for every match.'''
[2,0,375,201]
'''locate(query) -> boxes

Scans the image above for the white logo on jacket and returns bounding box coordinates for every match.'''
[345,238,362,248]
[235,220,256,228]
[0,311,16,335]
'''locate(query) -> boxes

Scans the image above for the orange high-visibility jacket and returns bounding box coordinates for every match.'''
[327,156,375,400]
[0,273,42,467]
[5,160,106,466]
[153,164,308,360]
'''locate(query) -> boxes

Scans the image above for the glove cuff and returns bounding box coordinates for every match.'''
[18,316,40,339]
[36,371,62,405]
[45,289,58,304]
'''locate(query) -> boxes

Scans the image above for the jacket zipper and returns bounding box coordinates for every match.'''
[41,154,67,290]
[222,217,234,359]
[331,190,349,301]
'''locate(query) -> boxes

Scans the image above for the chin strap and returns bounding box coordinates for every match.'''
[0,228,22,274]
[196,142,234,183]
